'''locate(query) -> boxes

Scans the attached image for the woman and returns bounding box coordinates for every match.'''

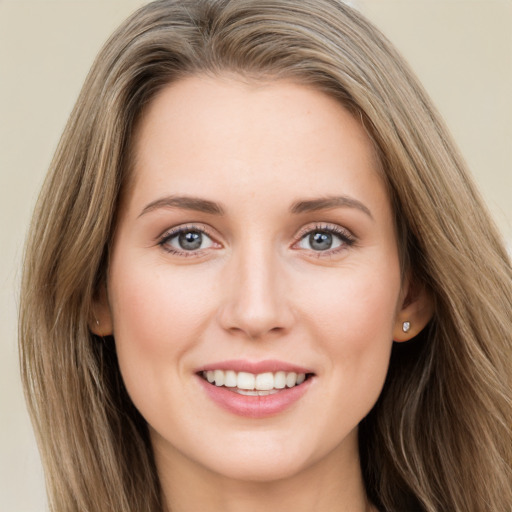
[19,0,512,511]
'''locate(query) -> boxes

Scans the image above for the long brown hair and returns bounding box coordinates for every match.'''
[19,1,512,510]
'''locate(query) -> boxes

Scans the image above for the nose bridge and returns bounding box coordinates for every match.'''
[219,235,292,338]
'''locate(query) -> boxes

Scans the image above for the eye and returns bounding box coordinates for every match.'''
[296,226,354,252]
[159,226,216,254]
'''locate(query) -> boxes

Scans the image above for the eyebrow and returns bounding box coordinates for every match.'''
[138,195,225,217]
[290,195,373,219]
[138,194,372,219]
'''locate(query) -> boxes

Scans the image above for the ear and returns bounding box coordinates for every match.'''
[89,284,113,337]
[393,275,434,342]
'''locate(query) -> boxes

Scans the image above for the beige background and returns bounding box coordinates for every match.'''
[1,1,510,510]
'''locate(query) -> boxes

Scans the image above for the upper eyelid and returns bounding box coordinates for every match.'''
[157,223,215,241]
[157,222,351,235]
[155,222,355,249]
[157,224,219,256]
[292,224,357,255]
[294,222,354,239]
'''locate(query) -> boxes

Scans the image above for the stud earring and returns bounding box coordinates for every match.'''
[402,321,411,333]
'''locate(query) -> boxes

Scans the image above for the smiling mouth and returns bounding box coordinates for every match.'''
[199,370,314,396]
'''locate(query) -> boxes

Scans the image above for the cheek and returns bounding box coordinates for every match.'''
[297,261,401,391]
[301,264,399,335]
[107,257,218,402]
[110,259,214,345]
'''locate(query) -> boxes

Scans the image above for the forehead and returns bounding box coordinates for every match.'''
[125,75,387,214]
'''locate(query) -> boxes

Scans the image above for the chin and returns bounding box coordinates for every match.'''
[191,427,350,484]
[204,451,312,483]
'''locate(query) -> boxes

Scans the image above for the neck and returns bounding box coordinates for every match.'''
[154,430,375,512]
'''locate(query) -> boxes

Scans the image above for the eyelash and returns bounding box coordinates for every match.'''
[157,223,356,257]
[158,224,217,257]
[294,223,356,255]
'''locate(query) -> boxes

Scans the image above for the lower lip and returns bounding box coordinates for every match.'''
[197,375,313,418]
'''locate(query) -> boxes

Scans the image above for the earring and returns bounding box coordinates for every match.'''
[402,321,411,333]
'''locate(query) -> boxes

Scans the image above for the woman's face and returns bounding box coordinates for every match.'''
[101,76,409,482]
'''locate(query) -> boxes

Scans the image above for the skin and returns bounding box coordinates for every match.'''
[94,75,432,512]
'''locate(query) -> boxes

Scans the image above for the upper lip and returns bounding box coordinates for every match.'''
[196,359,314,375]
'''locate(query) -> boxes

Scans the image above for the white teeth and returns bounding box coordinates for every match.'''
[202,370,308,391]
[286,372,297,388]
[255,372,274,390]
[214,369,224,386]
[236,389,280,396]
[274,371,286,389]
[224,370,237,387]
[237,372,255,390]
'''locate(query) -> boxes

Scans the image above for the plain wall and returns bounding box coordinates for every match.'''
[1,1,510,510]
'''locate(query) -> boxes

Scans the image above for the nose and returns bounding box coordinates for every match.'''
[217,242,294,340]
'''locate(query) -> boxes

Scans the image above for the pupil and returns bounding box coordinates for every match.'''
[179,231,202,250]
[310,231,332,251]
